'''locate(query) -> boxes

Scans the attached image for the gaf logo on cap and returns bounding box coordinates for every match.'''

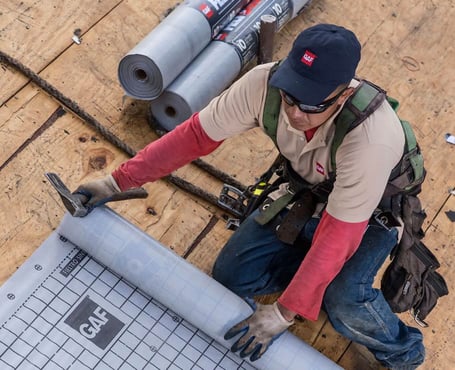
[301,50,317,66]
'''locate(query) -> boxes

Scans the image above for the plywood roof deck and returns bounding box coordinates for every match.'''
[0,0,453,369]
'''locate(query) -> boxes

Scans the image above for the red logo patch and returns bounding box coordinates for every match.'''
[199,4,213,18]
[316,162,325,175]
[301,50,317,66]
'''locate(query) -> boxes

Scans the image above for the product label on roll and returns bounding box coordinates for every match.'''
[188,0,251,37]
[215,0,292,67]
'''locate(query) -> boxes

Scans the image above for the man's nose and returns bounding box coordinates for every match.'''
[287,105,307,119]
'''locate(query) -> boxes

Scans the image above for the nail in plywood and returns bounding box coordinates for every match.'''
[0,0,125,105]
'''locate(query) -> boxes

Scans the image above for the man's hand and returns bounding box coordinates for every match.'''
[224,302,294,361]
[74,175,121,207]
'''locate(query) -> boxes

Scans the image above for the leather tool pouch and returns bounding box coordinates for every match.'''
[380,194,449,326]
[381,240,448,327]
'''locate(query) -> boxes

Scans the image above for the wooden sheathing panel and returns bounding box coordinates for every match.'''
[0,84,57,166]
[0,0,124,105]
[337,342,387,370]
[185,217,233,274]
[34,1,164,151]
[0,0,158,171]
[312,320,350,363]
[351,0,455,224]
[0,98,213,286]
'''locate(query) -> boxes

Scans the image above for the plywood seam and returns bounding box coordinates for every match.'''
[183,215,219,259]
[425,192,454,233]
[0,106,65,172]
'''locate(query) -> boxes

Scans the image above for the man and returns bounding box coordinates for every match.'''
[76,24,425,369]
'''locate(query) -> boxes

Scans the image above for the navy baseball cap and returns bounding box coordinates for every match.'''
[270,24,361,105]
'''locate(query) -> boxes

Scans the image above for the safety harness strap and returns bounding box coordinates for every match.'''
[275,190,316,244]
[255,191,295,225]
[331,81,386,171]
[390,120,425,191]
[259,69,426,245]
[263,62,282,145]
[259,80,387,227]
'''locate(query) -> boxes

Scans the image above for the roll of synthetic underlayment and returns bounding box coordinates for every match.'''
[149,0,313,131]
[148,41,242,131]
[118,0,250,100]
[58,207,342,370]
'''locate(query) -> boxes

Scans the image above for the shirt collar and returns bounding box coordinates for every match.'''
[284,78,359,142]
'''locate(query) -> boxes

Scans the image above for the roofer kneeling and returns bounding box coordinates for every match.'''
[75,24,426,369]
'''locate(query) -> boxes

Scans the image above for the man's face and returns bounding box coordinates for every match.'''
[282,88,354,132]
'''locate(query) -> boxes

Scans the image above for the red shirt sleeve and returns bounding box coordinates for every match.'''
[112,113,223,190]
[277,211,368,321]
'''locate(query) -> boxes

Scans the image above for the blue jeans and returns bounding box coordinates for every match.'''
[212,209,425,370]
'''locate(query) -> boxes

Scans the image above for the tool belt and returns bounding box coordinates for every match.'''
[251,162,448,324]
[254,161,331,245]
[253,160,403,246]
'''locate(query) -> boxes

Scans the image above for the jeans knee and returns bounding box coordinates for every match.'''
[212,253,248,296]
[212,256,231,286]
[324,278,357,308]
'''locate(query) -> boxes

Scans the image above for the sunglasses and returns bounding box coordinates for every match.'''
[280,88,346,114]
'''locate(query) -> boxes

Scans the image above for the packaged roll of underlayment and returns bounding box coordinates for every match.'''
[118,0,250,100]
[149,0,313,131]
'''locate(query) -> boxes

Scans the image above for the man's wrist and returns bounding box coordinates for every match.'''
[276,301,297,322]
[107,174,121,192]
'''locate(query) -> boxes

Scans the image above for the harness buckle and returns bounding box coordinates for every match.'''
[218,184,248,218]
[372,210,401,231]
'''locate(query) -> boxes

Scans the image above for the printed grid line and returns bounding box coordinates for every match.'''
[0,238,256,370]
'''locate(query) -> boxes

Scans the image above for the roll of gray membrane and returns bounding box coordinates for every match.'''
[148,41,242,131]
[150,0,312,130]
[118,0,250,100]
[58,208,342,369]
[0,207,341,369]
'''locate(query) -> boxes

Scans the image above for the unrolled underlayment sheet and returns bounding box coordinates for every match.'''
[0,208,341,370]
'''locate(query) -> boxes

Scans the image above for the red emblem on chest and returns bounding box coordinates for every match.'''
[316,162,325,175]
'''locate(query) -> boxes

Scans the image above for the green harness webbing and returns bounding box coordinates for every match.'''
[262,62,283,145]
[263,78,389,173]
[258,68,425,227]
[384,97,425,194]
[254,191,294,225]
[329,80,386,171]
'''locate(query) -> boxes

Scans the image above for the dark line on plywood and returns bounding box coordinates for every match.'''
[425,191,455,232]
[183,216,219,259]
[311,319,328,346]
[336,340,353,363]
[0,107,65,172]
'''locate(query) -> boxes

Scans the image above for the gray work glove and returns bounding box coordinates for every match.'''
[74,174,121,207]
[224,301,294,361]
